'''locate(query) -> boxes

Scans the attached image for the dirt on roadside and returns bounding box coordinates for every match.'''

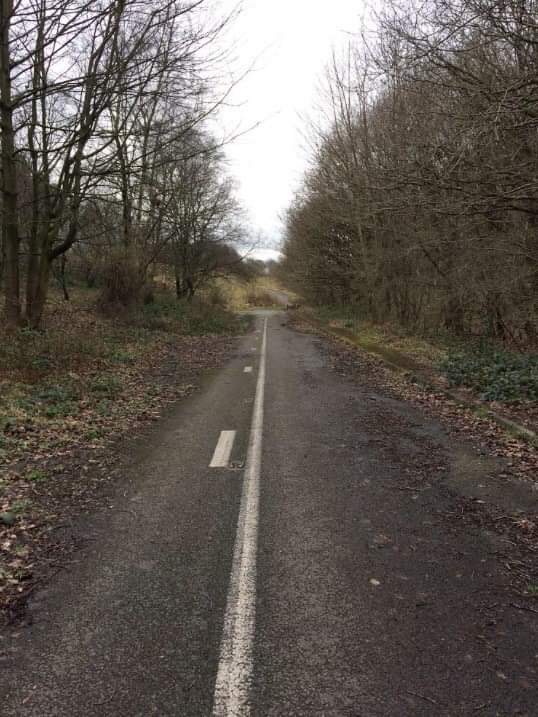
[0,332,239,626]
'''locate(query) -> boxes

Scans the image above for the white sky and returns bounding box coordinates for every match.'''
[218,0,363,257]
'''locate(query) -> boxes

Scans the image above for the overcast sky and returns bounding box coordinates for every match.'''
[218,0,363,259]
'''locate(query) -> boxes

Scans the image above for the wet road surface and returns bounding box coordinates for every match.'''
[1,311,536,716]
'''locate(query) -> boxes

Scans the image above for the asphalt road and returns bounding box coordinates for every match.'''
[1,311,536,716]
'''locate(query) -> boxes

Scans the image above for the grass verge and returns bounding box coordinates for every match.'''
[303,305,537,435]
[0,287,248,621]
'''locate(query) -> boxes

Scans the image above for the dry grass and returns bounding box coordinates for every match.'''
[313,308,447,372]
[210,276,283,310]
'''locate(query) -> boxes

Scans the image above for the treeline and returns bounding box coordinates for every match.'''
[280,0,538,343]
[0,0,246,329]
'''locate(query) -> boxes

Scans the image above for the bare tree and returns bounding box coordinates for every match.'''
[1,0,243,327]
[281,0,538,343]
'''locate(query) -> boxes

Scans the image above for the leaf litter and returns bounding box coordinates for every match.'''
[0,329,238,625]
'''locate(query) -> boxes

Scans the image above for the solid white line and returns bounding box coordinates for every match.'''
[209,431,237,468]
[212,318,268,716]
[243,366,253,374]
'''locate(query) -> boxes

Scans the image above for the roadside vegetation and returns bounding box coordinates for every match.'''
[440,349,538,404]
[0,283,249,459]
[214,275,284,310]
[280,0,538,345]
[0,0,258,332]
[301,306,538,436]
[279,0,537,431]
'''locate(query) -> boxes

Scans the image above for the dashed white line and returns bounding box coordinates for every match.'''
[243,366,253,374]
[212,317,268,716]
[209,431,237,468]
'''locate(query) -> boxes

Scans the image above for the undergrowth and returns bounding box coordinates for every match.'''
[210,276,285,310]
[440,349,538,402]
[311,304,538,404]
[141,296,249,335]
[0,287,249,460]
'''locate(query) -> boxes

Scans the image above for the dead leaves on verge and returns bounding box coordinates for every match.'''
[0,331,236,624]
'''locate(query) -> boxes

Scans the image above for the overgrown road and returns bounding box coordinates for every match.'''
[1,311,536,716]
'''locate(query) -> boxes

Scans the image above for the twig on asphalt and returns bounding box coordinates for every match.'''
[114,509,138,518]
[91,694,115,707]
[510,602,538,615]
[406,690,438,705]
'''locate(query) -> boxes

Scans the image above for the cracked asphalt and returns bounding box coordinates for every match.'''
[0,311,536,716]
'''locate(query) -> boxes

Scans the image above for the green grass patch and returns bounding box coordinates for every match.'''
[142,296,247,335]
[90,375,123,397]
[25,381,82,419]
[84,427,105,441]
[10,498,32,515]
[312,306,447,370]
[108,347,137,364]
[0,415,18,433]
[27,468,48,483]
[96,398,114,417]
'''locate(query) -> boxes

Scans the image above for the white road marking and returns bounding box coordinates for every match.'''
[243,366,253,374]
[212,318,268,716]
[209,431,237,468]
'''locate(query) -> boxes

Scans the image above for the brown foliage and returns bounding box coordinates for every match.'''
[281,0,538,344]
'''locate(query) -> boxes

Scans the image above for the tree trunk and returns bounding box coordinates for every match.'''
[58,254,70,301]
[445,295,464,334]
[26,247,51,329]
[0,0,20,327]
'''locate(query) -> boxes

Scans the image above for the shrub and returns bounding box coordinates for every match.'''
[207,283,226,307]
[28,382,82,418]
[98,251,142,309]
[439,348,538,402]
[90,375,122,397]
[27,469,48,483]
[245,288,277,307]
[141,295,245,335]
